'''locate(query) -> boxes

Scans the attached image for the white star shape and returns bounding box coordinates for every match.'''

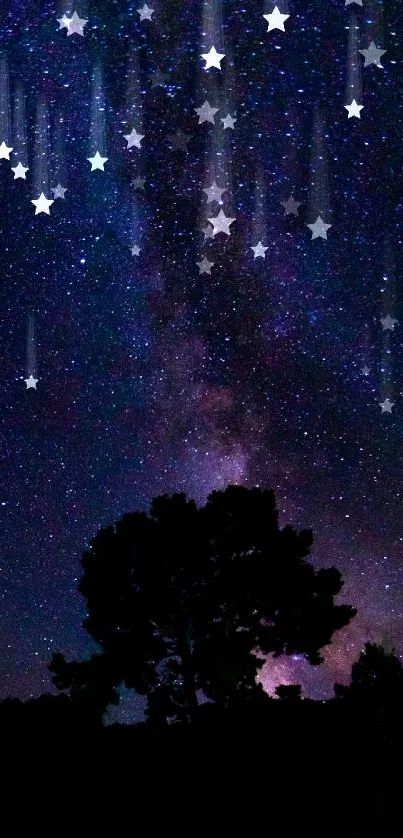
[0,141,13,160]
[31,193,54,215]
[251,241,268,259]
[124,128,144,149]
[361,365,370,376]
[380,314,398,331]
[11,162,29,179]
[359,42,386,68]
[344,99,364,119]
[203,180,227,204]
[281,194,301,216]
[51,183,67,199]
[194,100,219,125]
[57,15,70,30]
[87,151,108,171]
[201,46,225,70]
[66,11,88,36]
[221,114,236,129]
[25,375,38,389]
[263,6,290,33]
[131,244,141,256]
[137,4,154,21]
[379,398,394,413]
[196,256,215,275]
[307,216,332,240]
[207,208,235,237]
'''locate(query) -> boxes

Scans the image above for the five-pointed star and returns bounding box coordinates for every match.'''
[359,41,386,68]
[66,11,88,36]
[201,46,225,70]
[31,192,54,215]
[51,183,67,199]
[361,365,370,376]
[25,375,38,389]
[345,0,363,6]
[344,99,364,119]
[251,241,268,259]
[281,194,301,216]
[194,100,219,125]
[263,6,290,32]
[379,398,394,413]
[131,244,141,256]
[137,4,154,21]
[380,314,398,331]
[57,14,70,30]
[208,208,235,236]
[307,216,332,240]
[196,256,215,275]
[133,176,145,190]
[0,141,13,159]
[203,180,227,204]
[149,68,168,88]
[88,151,108,171]
[201,224,215,239]
[11,162,29,179]
[168,129,191,151]
[221,113,236,129]
[124,128,144,149]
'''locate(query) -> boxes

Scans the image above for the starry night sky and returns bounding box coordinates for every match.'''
[1,0,402,720]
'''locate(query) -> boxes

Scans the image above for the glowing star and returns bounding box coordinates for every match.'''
[251,241,268,259]
[221,114,236,130]
[11,162,29,179]
[25,375,38,389]
[51,183,67,199]
[196,256,214,275]
[263,6,290,33]
[124,128,144,149]
[359,42,386,68]
[0,141,13,160]
[131,244,141,256]
[344,99,363,119]
[31,193,54,215]
[380,314,398,331]
[194,100,219,125]
[203,180,227,204]
[379,398,394,413]
[307,216,332,240]
[57,14,70,30]
[87,151,108,171]
[208,208,235,237]
[281,194,301,216]
[201,46,225,70]
[66,11,88,36]
[361,365,370,376]
[137,4,154,21]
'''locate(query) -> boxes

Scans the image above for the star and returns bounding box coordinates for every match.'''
[149,68,168,88]
[207,208,236,237]
[203,180,227,204]
[31,193,54,215]
[379,398,394,414]
[380,314,398,331]
[307,216,332,240]
[0,141,13,160]
[124,128,144,149]
[281,194,301,216]
[344,99,364,119]
[196,256,215,275]
[194,100,219,125]
[359,42,387,68]
[345,0,363,6]
[221,114,236,130]
[51,183,67,199]
[66,11,88,36]
[361,365,370,376]
[11,162,29,180]
[263,6,290,33]
[57,15,70,30]
[131,244,141,256]
[25,375,38,389]
[168,129,191,152]
[201,224,215,239]
[137,4,154,21]
[251,241,268,259]
[87,151,108,171]
[201,46,225,70]
[133,176,145,190]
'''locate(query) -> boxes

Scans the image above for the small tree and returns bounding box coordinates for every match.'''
[334,642,403,706]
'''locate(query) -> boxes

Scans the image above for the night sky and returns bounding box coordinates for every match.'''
[1,0,402,721]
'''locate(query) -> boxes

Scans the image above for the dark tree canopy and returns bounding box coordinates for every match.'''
[334,642,403,704]
[49,485,356,723]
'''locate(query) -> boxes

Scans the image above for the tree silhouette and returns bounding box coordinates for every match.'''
[49,485,356,723]
[275,684,302,701]
[334,642,403,706]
